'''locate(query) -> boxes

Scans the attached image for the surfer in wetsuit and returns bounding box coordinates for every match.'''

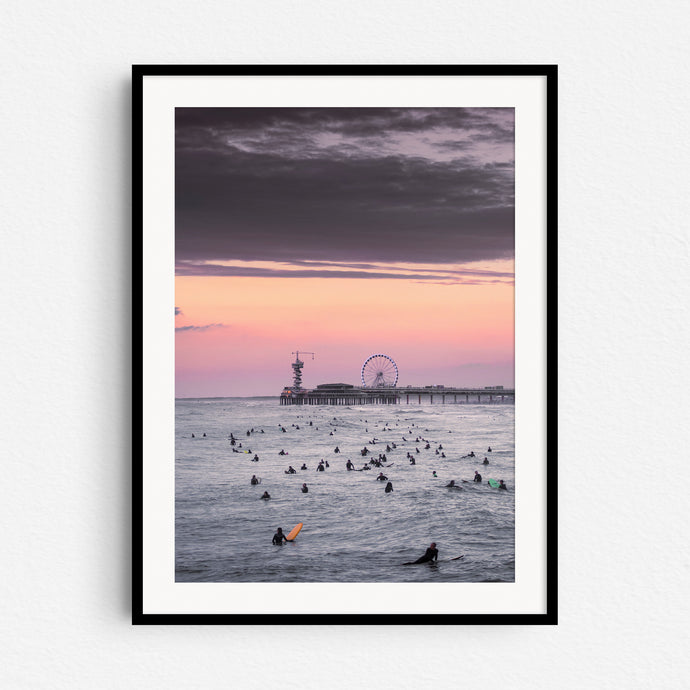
[482,457,489,465]
[301,463,308,470]
[301,483,309,493]
[250,475,260,485]
[404,542,438,565]
[385,481,393,493]
[474,471,482,483]
[285,466,296,474]
[346,460,354,471]
[376,472,388,481]
[498,480,508,491]
[261,491,271,500]
[272,528,288,545]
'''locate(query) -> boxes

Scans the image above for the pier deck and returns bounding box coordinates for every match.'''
[280,383,514,405]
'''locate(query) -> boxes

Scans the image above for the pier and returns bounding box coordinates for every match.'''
[280,383,514,406]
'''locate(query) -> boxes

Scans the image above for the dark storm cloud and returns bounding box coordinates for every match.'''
[176,108,514,268]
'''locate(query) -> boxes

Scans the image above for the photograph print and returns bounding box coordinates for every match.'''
[174,105,517,585]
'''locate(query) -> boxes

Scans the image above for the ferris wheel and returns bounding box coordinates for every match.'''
[361,354,398,388]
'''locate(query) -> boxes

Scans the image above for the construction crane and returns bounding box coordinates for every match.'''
[290,351,315,391]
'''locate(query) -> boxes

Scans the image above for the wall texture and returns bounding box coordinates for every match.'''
[2,1,688,687]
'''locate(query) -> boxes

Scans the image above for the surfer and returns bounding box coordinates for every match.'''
[409,457,416,465]
[376,472,388,481]
[498,480,508,491]
[301,463,308,470]
[252,454,259,462]
[488,446,492,452]
[474,471,482,483]
[285,466,296,474]
[384,481,393,493]
[301,483,309,493]
[272,528,288,545]
[250,475,260,485]
[403,542,438,565]
[316,463,325,472]
[445,480,460,488]
[346,460,354,471]
[334,446,340,453]
[261,491,271,500]
[482,457,489,465]
[432,471,438,478]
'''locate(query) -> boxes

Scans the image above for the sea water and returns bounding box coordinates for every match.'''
[175,397,514,583]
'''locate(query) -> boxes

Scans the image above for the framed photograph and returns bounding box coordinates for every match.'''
[133,64,557,624]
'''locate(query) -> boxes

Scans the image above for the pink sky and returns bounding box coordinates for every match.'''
[175,269,513,397]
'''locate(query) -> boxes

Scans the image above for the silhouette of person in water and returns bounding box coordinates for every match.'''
[301,483,309,493]
[261,491,271,500]
[474,471,482,483]
[385,482,393,493]
[272,528,288,544]
[404,542,438,565]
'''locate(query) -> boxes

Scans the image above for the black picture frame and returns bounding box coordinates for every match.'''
[133,64,557,625]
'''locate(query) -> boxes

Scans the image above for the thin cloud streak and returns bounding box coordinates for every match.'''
[175,323,227,332]
[175,262,513,284]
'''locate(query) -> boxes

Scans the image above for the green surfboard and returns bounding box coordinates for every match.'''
[488,478,500,488]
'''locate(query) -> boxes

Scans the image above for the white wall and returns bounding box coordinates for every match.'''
[2,2,688,687]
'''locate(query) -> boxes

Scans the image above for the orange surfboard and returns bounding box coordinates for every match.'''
[286,522,303,541]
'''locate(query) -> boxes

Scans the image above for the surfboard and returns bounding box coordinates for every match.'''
[488,478,499,488]
[286,522,303,541]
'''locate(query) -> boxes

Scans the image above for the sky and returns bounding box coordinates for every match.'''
[175,108,514,397]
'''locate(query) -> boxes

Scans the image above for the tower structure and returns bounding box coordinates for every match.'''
[291,351,315,391]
